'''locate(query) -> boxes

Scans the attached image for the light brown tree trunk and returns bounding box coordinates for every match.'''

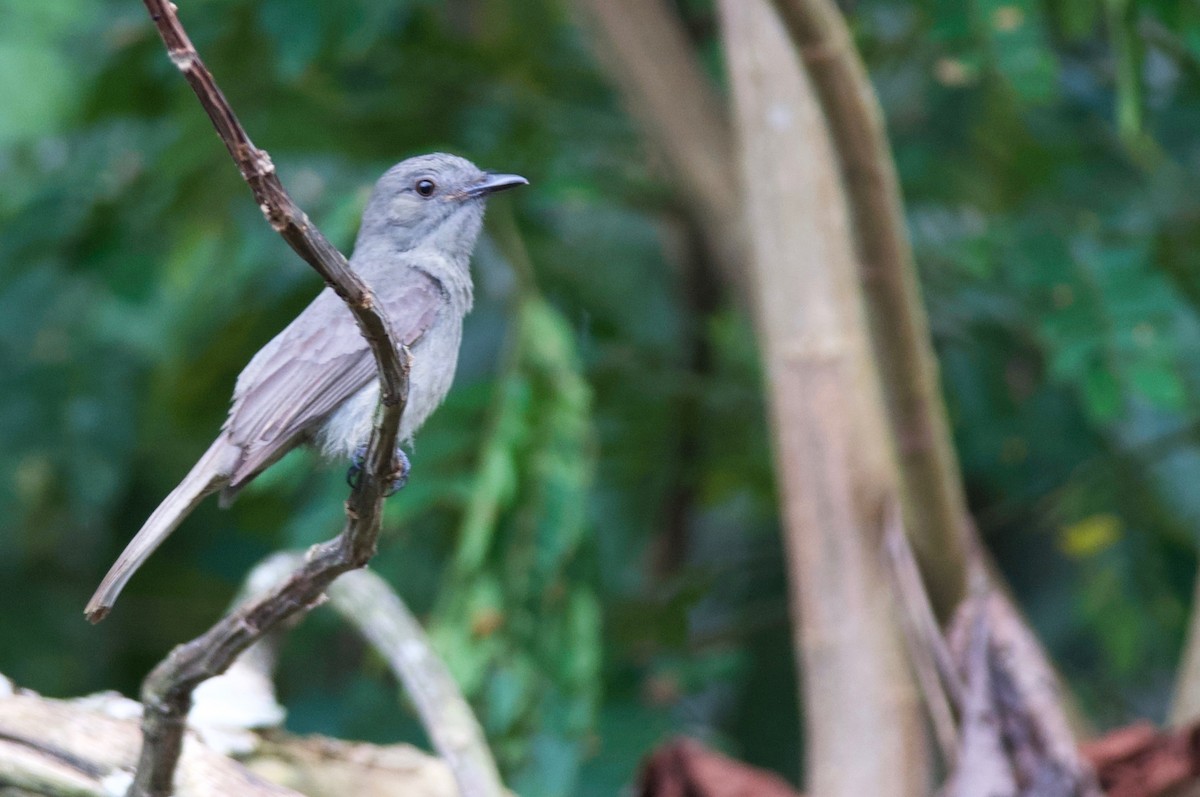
[769,0,969,616]
[1172,577,1200,725]
[577,0,970,619]
[718,1,927,794]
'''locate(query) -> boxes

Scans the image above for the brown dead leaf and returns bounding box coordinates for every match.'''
[1081,721,1200,797]
[637,738,801,797]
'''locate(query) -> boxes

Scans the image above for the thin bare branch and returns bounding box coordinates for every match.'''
[882,504,960,767]
[133,0,406,405]
[326,566,505,797]
[123,2,411,795]
[224,553,506,797]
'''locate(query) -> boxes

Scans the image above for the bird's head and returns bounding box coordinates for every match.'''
[357,153,527,260]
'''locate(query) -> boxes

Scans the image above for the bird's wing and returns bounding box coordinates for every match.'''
[225,268,444,487]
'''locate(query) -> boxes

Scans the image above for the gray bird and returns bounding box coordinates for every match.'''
[85,153,527,622]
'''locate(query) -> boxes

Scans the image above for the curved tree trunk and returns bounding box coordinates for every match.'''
[718,1,927,794]
[769,0,969,616]
[577,0,970,619]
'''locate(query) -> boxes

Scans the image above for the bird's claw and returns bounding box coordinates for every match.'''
[385,448,411,496]
[346,445,411,496]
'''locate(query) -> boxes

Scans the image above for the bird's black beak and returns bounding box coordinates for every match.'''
[466,172,529,198]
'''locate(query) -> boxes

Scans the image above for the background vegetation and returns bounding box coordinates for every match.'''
[3,0,1200,793]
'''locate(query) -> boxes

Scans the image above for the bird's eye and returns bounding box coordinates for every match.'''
[415,179,436,197]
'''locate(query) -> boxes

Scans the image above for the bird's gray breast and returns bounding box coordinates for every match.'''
[315,295,464,459]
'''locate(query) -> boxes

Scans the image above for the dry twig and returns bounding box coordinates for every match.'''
[119,2,412,795]
[882,505,961,767]
[326,568,504,797]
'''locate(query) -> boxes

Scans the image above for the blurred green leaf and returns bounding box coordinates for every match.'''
[0,43,75,142]
[977,0,1058,104]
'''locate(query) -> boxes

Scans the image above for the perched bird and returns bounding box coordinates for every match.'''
[85,153,527,622]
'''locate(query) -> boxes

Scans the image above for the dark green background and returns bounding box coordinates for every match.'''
[3,0,1199,792]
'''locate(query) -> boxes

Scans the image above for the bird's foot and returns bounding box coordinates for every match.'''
[346,445,411,496]
[386,448,412,495]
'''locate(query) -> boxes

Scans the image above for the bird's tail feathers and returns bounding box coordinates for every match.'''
[85,438,238,623]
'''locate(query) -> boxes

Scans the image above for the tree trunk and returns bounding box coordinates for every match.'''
[1172,576,1200,725]
[769,0,969,616]
[718,1,927,794]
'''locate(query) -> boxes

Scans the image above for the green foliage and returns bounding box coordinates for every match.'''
[864,0,1200,718]
[430,295,600,794]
